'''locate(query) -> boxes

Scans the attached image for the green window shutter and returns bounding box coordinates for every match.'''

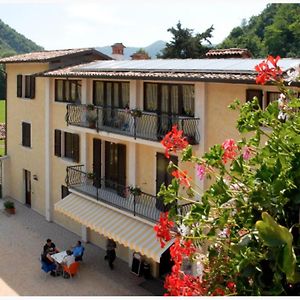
[72,133,80,163]
[17,74,22,97]
[22,122,31,147]
[54,129,61,157]
[30,76,35,99]
[117,144,126,187]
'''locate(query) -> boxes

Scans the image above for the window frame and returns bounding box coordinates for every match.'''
[144,82,195,116]
[22,122,31,148]
[54,129,80,163]
[93,80,130,108]
[55,79,81,103]
[17,74,35,99]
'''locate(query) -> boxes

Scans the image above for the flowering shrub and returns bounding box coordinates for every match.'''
[155,56,300,295]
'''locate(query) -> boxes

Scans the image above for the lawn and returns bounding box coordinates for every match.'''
[0,100,5,122]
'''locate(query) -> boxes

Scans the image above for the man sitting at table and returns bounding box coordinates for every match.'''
[72,241,84,261]
[42,238,60,264]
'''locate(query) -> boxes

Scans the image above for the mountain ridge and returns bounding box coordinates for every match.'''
[96,40,166,59]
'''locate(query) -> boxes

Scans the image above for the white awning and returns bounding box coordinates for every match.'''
[55,193,173,262]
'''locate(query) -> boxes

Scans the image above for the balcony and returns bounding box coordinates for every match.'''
[66,104,200,144]
[66,165,193,223]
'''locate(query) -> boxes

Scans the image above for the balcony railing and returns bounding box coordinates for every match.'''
[66,104,200,144]
[66,165,193,223]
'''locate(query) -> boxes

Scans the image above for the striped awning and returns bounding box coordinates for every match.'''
[54,193,173,262]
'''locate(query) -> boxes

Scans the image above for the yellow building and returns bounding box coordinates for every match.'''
[1,48,299,277]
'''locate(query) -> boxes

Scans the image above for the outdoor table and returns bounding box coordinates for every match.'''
[51,250,67,264]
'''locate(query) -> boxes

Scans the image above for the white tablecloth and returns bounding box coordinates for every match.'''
[51,250,67,264]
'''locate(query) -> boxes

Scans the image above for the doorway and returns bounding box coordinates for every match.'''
[105,141,126,195]
[93,138,101,188]
[24,169,31,207]
[159,247,173,277]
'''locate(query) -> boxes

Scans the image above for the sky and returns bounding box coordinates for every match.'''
[0,0,296,50]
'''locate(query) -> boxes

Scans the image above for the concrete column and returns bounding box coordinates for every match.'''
[81,79,87,105]
[80,130,88,241]
[194,82,206,198]
[44,78,51,221]
[130,80,137,108]
[81,225,88,242]
[128,143,136,186]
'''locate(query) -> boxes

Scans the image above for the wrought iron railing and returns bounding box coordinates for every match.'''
[66,165,193,223]
[66,104,200,144]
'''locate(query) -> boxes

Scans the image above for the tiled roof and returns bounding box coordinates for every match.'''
[206,48,252,58]
[0,48,111,63]
[38,62,257,83]
[37,58,300,85]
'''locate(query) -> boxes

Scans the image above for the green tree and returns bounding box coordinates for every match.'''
[158,21,214,59]
[219,3,300,58]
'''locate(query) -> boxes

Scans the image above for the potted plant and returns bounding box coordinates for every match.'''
[87,172,95,180]
[130,109,142,118]
[4,200,15,214]
[86,105,97,128]
[128,186,142,196]
[86,104,95,111]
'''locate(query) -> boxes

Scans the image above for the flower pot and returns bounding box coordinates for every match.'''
[5,207,15,214]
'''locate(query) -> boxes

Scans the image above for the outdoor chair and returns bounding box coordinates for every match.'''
[63,261,80,279]
[41,260,56,279]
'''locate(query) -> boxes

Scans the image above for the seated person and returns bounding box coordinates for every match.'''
[42,238,60,265]
[61,249,75,267]
[72,240,84,261]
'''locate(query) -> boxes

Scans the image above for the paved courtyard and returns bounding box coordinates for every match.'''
[0,198,156,296]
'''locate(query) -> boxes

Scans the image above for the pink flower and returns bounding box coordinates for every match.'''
[196,164,206,180]
[243,146,251,160]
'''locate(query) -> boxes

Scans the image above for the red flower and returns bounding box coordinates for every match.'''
[172,170,191,187]
[255,55,282,85]
[154,212,174,248]
[227,281,236,291]
[221,139,238,163]
[161,125,188,158]
[212,287,225,296]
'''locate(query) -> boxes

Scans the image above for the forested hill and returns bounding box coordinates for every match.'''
[0,18,43,58]
[0,19,43,99]
[219,3,300,58]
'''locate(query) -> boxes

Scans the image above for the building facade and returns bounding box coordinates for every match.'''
[1,50,299,277]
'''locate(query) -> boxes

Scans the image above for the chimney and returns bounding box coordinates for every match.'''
[111,43,126,60]
[131,51,151,60]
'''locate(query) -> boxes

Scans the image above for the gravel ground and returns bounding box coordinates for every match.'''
[0,198,153,296]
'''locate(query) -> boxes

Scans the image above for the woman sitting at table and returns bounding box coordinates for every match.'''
[61,250,75,267]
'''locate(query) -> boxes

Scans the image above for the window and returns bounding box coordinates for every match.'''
[22,122,31,147]
[93,81,129,108]
[246,89,263,109]
[55,79,81,103]
[144,83,194,116]
[266,92,281,107]
[54,129,80,162]
[16,74,35,99]
[246,90,281,110]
